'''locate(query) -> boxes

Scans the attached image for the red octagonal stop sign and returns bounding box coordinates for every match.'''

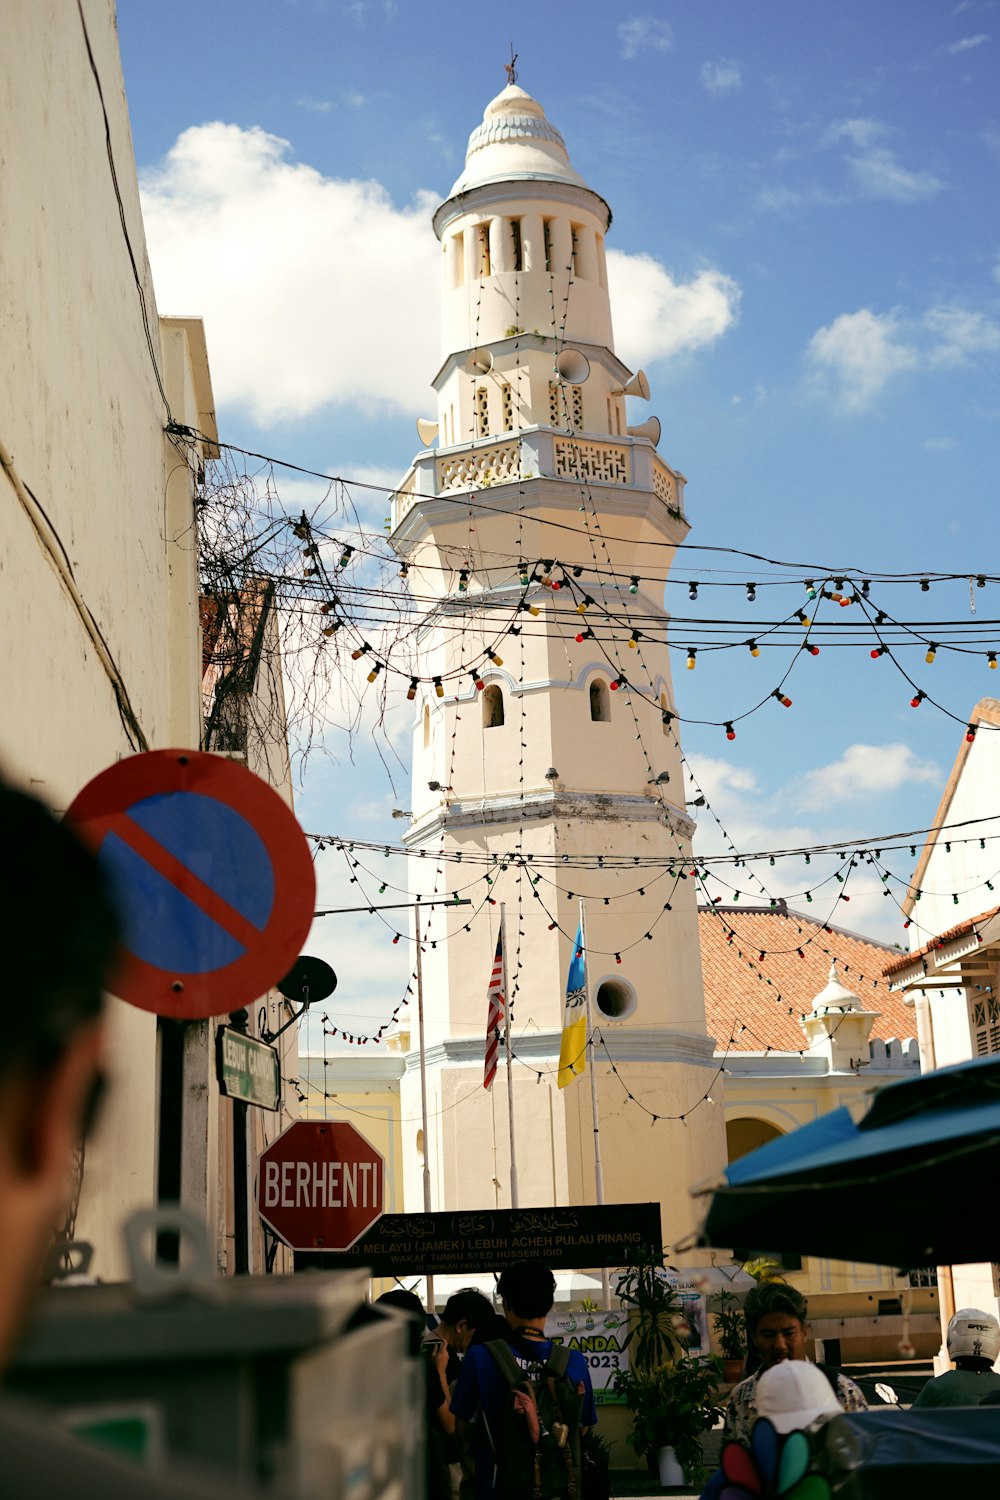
[256,1119,385,1251]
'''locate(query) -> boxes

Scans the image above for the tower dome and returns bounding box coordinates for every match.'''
[810,961,862,1015]
[447,84,592,196]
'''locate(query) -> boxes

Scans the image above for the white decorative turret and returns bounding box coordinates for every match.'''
[801,962,881,1071]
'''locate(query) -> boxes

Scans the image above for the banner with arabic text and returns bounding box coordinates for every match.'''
[295,1202,662,1277]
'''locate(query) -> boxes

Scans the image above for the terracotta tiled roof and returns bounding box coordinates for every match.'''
[699,906,916,1054]
[882,905,1000,977]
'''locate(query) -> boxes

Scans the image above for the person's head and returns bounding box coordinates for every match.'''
[439,1288,497,1353]
[376,1288,425,1322]
[375,1288,426,1356]
[496,1259,556,1329]
[744,1281,810,1370]
[947,1308,1000,1373]
[0,778,118,1365]
[754,1360,842,1433]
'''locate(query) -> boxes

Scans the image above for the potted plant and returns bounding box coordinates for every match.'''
[710,1289,747,1383]
[614,1247,724,1487]
[580,1427,613,1500]
[613,1356,724,1487]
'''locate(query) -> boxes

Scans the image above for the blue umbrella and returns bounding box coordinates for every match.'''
[695,1054,1000,1266]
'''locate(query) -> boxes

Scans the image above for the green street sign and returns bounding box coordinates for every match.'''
[216,1026,281,1111]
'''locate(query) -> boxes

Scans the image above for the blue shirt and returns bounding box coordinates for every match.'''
[451,1337,597,1500]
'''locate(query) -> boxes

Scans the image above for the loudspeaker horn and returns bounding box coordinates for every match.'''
[626,415,661,447]
[416,418,439,447]
[554,348,591,385]
[465,348,494,376]
[613,369,651,400]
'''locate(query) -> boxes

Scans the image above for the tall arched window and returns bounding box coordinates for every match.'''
[483,684,505,728]
[590,679,610,722]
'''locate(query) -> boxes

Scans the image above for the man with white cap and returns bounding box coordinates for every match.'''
[912,1308,1000,1407]
[754,1361,844,1433]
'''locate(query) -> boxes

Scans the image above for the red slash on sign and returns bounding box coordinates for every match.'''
[65,750,315,1020]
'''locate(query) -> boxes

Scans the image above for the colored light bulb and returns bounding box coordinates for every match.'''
[686,650,697,670]
[629,577,639,594]
[406,679,418,701]
[990,653,998,669]
[926,645,937,664]
[748,640,759,657]
[725,722,736,741]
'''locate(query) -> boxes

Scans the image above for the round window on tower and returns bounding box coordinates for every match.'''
[595,977,636,1021]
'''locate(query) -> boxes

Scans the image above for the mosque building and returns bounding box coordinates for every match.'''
[387,77,727,1253]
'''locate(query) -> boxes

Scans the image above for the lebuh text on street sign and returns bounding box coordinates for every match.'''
[216,1026,280,1111]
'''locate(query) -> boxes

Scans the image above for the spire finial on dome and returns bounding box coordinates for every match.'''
[504,45,518,87]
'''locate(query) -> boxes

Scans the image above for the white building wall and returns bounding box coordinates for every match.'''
[0,1,214,1277]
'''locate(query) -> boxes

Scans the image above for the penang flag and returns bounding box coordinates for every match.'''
[557,921,587,1088]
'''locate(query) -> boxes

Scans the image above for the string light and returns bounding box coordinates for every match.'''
[925,643,938,664]
[747,640,760,657]
[746,583,757,602]
[686,648,697,670]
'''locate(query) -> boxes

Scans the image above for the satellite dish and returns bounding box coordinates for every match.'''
[626,415,661,447]
[277,955,337,1006]
[416,418,439,447]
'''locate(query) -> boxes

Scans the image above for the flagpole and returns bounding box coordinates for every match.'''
[579,896,611,1310]
[415,896,434,1313]
[500,903,519,1208]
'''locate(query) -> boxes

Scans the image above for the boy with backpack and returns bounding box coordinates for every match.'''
[451,1259,597,1500]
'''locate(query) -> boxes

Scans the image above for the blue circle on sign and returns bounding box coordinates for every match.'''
[98,791,275,974]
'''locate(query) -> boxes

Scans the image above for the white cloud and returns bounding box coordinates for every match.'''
[141,123,441,424]
[700,59,742,96]
[806,308,919,412]
[923,305,1000,365]
[807,303,1000,410]
[143,123,737,426]
[607,252,741,365]
[824,117,887,150]
[846,146,943,202]
[947,32,990,51]
[617,16,674,60]
[921,435,957,450]
[790,744,940,812]
[823,117,944,203]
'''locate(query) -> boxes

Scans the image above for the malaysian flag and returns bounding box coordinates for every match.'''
[483,930,505,1089]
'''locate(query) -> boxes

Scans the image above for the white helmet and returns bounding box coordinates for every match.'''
[947,1308,1000,1363]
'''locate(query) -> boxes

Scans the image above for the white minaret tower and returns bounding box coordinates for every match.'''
[389,79,726,1254]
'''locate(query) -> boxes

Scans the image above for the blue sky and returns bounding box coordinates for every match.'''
[116,1,1000,1048]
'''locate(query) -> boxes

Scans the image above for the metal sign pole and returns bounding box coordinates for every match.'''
[580,897,611,1310]
[500,904,519,1209]
[415,897,434,1312]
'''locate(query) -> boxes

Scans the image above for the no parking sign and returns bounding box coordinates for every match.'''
[65,750,315,1019]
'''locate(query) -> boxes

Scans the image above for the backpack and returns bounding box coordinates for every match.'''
[486,1340,584,1500]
